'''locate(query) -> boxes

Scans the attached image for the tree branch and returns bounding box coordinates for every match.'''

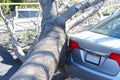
[66,2,104,31]
[51,0,58,16]
[39,0,57,26]
[58,0,70,13]
[0,5,25,62]
[55,0,104,25]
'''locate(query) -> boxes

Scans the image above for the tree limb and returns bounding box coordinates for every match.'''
[55,0,104,25]
[0,5,25,62]
[39,0,63,29]
[58,0,70,13]
[66,2,104,32]
[39,0,54,27]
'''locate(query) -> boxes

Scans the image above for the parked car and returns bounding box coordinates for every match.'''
[66,12,120,80]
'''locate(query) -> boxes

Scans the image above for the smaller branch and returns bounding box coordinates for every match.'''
[58,0,70,13]
[51,0,58,16]
[66,2,104,32]
[0,5,25,62]
[55,0,104,25]
[97,9,104,19]
[57,0,63,7]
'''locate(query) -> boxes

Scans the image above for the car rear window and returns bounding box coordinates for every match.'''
[91,18,120,38]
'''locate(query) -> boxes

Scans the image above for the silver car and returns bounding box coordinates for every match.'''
[66,12,120,80]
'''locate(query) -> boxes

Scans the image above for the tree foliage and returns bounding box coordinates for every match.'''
[11,0,24,2]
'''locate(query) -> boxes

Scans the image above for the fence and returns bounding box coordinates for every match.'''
[0,3,41,33]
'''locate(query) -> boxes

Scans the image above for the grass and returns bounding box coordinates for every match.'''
[20,30,36,39]
[19,25,38,39]
[0,17,2,22]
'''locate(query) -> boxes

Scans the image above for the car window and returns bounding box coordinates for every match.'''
[91,18,120,38]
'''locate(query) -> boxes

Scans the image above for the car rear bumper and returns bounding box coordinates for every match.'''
[66,58,120,80]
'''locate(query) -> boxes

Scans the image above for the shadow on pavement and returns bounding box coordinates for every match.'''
[0,46,22,80]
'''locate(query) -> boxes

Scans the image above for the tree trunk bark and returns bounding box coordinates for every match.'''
[10,21,66,80]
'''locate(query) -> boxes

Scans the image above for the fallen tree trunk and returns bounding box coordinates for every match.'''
[10,23,66,80]
[10,0,105,80]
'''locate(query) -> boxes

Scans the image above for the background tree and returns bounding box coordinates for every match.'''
[0,0,24,14]
[10,0,24,11]
[4,0,105,80]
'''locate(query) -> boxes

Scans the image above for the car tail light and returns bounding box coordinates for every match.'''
[69,39,80,51]
[109,53,120,66]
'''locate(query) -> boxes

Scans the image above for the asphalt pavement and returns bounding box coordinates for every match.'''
[0,46,22,80]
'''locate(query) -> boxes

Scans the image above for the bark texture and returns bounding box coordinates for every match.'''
[10,23,66,80]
